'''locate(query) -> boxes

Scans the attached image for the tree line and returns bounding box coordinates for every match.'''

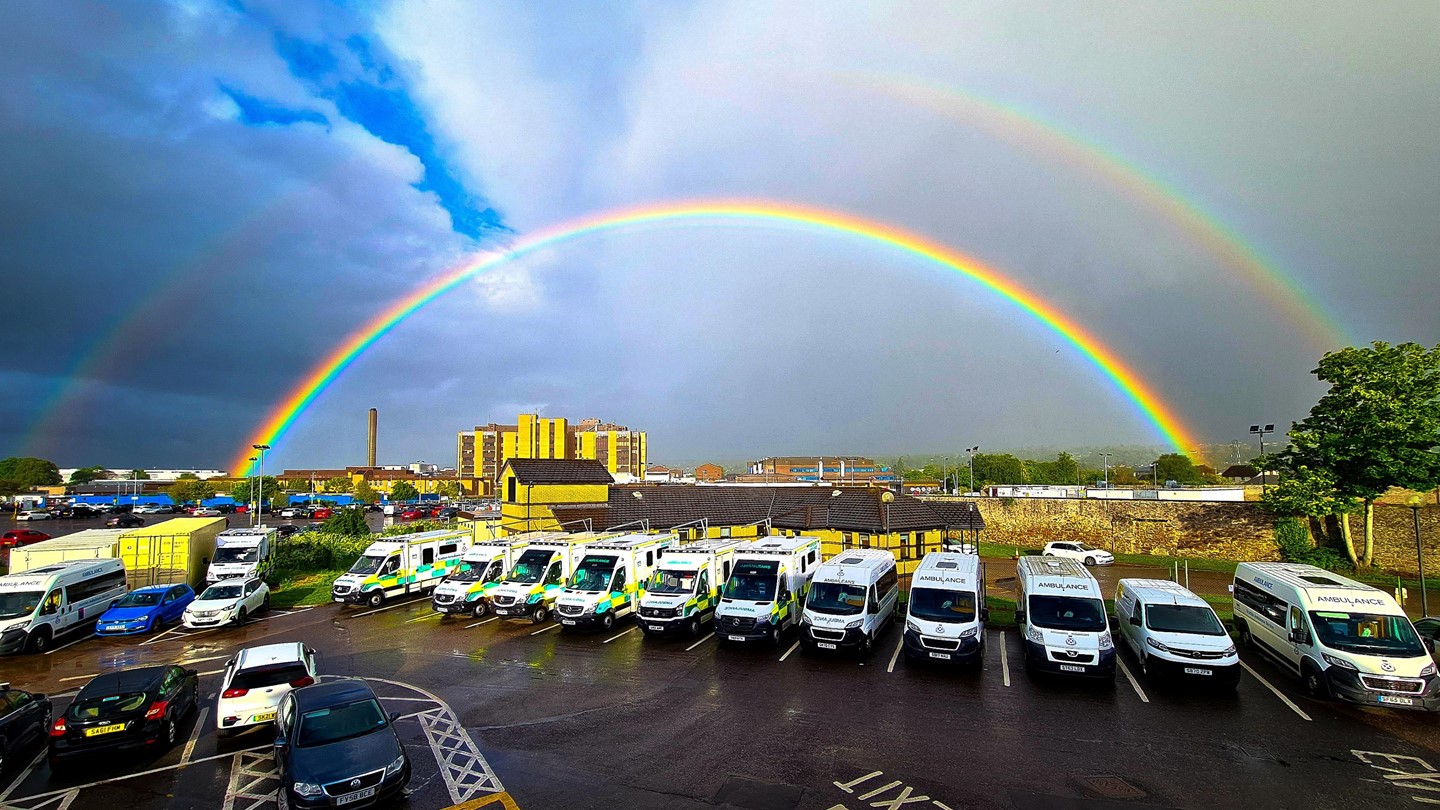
[901,450,1215,491]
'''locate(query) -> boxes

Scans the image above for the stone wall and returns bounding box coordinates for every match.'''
[1365,504,1440,578]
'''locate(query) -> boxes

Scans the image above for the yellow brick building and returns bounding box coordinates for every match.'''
[457,415,647,497]
[497,458,616,533]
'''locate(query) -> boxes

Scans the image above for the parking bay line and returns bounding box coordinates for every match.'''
[0,749,45,802]
[350,596,431,619]
[603,626,636,644]
[466,617,498,629]
[405,612,442,624]
[1240,660,1313,721]
[1115,655,1150,703]
[15,745,270,803]
[183,707,209,763]
[885,634,904,673]
[142,626,183,645]
[999,631,1010,687]
[529,623,561,636]
[778,640,801,662]
[685,632,714,652]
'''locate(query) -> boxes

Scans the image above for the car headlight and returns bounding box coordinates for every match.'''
[959,626,979,639]
[385,754,406,777]
[906,619,921,634]
[293,782,323,797]
[1099,631,1114,650]
[1422,663,1437,678]
[1145,637,1169,653]
[1322,653,1357,671]
[844,619,864,629]
[1223,644,1237,657]
[1025,625,1045,644]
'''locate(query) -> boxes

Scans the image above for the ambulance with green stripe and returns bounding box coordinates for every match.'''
[489,533,606,624]
[330,529,470,608]
[555,533,677,632]
[638,538,740,638]
[715,536,822,646]
[430,532,554,618]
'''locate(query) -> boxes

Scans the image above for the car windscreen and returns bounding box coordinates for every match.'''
[909,587,977,623]
[806,582,867,616]
[647,569,697,595]
[0,591,44,620]
[347,555,385,576]
[507,550,553,584]
[68,691,148,720]
[725,560,778,602]
[296,698,387,747]
[214,546,258,563]
[568,555,618,592]
[447,566,484,583]
[115,591,163,608]
[1146,604,1226,636]
[1027,595,1108,632]
[231,663,309,691]
[199,584,242,601]
[1309,611,1426,657]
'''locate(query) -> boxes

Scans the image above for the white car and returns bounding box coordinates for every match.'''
[192,507,223,517]
[1042,541,1114,566]
[15,510,51,521]
[279,507,304,519]
[216,642,318,736]
[183,578,271,628]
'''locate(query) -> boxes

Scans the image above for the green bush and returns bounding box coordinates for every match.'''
[273,534,372,574]
[1274,517,1348,570]
[380,519,449,537]
[321,508,370,537]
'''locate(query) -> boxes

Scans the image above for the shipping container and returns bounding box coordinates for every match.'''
[119,517,225,589]
[7,529,127,574]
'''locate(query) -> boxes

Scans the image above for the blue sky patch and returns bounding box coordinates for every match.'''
[220,83,327,127]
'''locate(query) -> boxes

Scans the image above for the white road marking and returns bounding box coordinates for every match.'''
[350,596,430,619]
[142,627,218,646]
[999,631,1011,687]
[44,633,95,655]
[1240,660,1312,721]
[685,632,714,652]
[220,749,279,810]
[59,673,98,682]
[176,654,228,665]
[858,780,903,800]
[885,634,905,673]
[835,771,885,793]
[404,612,441,623]
[778,640,801,662]
[141,626,183,645]
[377,696,440,703]
[603,626,636,644]
[15,745,268,803]
[183,707,208,763]
[1116,655,1150,703]
[0,749,45,802]
[529,623,561,636]
[197,668,226,677]
[465,617,498,628]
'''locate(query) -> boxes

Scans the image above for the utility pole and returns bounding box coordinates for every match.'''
[965,447,979,493]
[1100,453,1113,489]
[252,444,270,527]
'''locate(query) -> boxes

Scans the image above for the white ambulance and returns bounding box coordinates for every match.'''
[638,539,741,638]
[800,548,899,655]
[903,551,987,665]
[488,533,599,624]
[206,527,276,585]
[330,529,470,608]
[1016,556,1115,679]
[1233,562,1437,710]
[555,533,677,631]
[0,559,128,654]
[715,536,822,646]
[431,533,538,618]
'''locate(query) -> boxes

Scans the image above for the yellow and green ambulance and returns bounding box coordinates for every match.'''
[331,529,470,608]
[488,533,605,624]
[555,533,677,632]
[638,538,741,638]
[430,532,550,618]
[715,535,823,646]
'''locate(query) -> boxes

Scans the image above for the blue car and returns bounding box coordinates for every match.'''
[96,584,196,636]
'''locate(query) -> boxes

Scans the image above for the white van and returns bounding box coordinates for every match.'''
[330,529,471,608]
[1116,578,1239,687]
[1233,562,1437,710]
[206,527,276,585]
[431,534,536,618]
[488,533,598,624]
[715,536,822,646]
[638,538,740,638]
[903,552,987,665]
[556,533,676,631]
[0,558,128,654]
[800,548,899,655]
[1016,556,1115,679]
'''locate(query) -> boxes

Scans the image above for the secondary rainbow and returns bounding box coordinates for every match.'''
[232,200,1202,476]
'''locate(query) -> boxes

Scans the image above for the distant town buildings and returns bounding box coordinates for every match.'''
[457,414,647,497]
[737,456,896,485]
[694,463,725,482]
[58,468,228,482]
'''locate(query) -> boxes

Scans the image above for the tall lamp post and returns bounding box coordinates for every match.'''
[1250,424,1274,493]
[1410,495,1429,617]
[965,447,979,494]
[1099,453,1113,489]
[247,456,258,525]
[252,444,270,527]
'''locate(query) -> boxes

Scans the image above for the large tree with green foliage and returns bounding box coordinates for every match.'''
[354,480,378,504]
[68,466,110,484]
[322,507,371,538]
[390,481,419,502]
[1025,452,1081,486]
[0,457,62,488]
[1154,453,1206,486]
[166,479,215,505]
[322,476,353,494]
[433,480,461,498]
[129,469,150,480]
[1268,342,1440,567]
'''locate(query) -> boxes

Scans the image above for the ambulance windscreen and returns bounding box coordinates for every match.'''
[1309,611,1425,657]
[806,582,867,616]
[569,556,618,592]
[725,560,778,602]
[648,570,697,595]
[909,588,976,624]
[507,549,553,584]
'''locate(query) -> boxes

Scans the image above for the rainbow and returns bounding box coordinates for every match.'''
[853,75,1350,350]
[231,200,1202,475]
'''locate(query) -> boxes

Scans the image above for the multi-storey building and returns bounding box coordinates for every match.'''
[737,456,896,485]
[457,414,647,497]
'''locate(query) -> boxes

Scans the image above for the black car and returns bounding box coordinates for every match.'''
[49,665,199,769]
[274,524,301,538]
[0,683,51,771]
[274,679,410,808]
[105,514,145,529]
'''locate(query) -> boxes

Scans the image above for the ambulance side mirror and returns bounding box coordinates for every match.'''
[1129,614,1142,627]
[1014,610,1026,624]
[980,608,990,623]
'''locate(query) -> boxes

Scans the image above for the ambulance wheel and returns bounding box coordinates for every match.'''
[471,601,488,619]
[1303,663,1331,700]
[600,612,614,631]
[530,605,548,624]
[859,632,874,656]
[685,617,701,637]
[25,627,51,654]
[767,626,781,646]
[365,591,384,608]
[1139,652,1149,677]
[1236,620,1254,650]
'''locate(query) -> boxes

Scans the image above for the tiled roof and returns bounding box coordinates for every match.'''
[504,459,614,485]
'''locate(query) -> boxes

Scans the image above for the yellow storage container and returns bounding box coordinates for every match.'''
[119,517,226,589]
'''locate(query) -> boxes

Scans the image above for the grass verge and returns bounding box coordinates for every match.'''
[270,568,347,609]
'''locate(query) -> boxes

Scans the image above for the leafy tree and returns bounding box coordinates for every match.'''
[1272,342,1440,567]
[68,466,110,484]
[1109,465,1139,486]
[353,480,378,504]
[969,453,1027,488]
[433,480,462,498]
[129,469,150,480]
[1154,453,1206,486]
[166,479,215,505]
[322,476,353,494]
[177,472,199,480]
[390,481,419,502]
[0,457,62,488]
[321,508,371,538]
[1026,452,1081,486]
[228,476,278,506]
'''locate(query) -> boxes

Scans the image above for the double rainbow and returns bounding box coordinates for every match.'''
[232,200,1202,476]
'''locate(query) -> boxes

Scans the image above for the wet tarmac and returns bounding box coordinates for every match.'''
[3,584,1440,810]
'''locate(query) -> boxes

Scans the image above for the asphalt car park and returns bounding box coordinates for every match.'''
[3,587,1440,809]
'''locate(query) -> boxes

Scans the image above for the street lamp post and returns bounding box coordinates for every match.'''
[965,447,979,494]
[1410,495,1429,617]
[1100,453,1113,489]
[1249,424,1274,493]
[252,444,270,527]
[248,456,258,523]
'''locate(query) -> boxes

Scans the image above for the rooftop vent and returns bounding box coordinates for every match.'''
[839,557,865,565]
[935,561,959,569]
[1299,575,1343,586]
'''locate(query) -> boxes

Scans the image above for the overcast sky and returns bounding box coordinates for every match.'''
[2,1,1436,471]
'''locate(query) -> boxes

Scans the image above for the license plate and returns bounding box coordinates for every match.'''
[648,625,665,631]
[929,652,952,660]
[728,634,745,642]
[817,642,837,650]
[1379,695,1415,706]
[250,711,276,723]
[1183,667,1213,676]
[336,787,377,805]
[1059,664,1085,673]
[561,619,577,625]
[84,723,126,737]
[333,598,345,603]
[104,624,123,631]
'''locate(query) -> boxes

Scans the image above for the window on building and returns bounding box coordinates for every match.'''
[720,527,731,538]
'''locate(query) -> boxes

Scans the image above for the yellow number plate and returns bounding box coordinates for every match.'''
[251,711,276,723]
[84,723,126,737]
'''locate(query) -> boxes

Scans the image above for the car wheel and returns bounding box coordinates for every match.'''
[471,600,488,618]
[25,627,51,654]
[1084,556,1097,566]
[262,594,271,612]
[600,612,614,631]
[1304,667,1330,700]
[530,605,548,624]
[163,716,178,748]
[768,626,781,646]
[366,591,385,608]
[238,608,249,625]
[0,737,8,772]
[686,617,701,637]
